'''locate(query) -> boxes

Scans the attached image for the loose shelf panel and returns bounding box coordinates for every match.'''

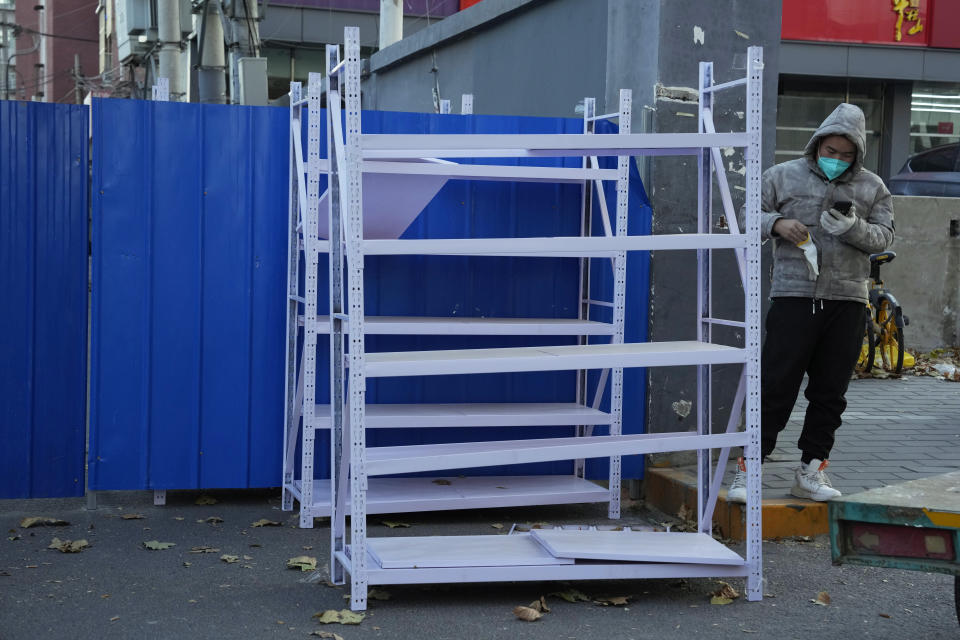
[309,402,612,428]
[310,316,616,336]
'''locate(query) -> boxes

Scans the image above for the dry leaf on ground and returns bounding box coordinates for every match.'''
[594,595,630,606]
[189,546,220,553]
[513,606,542,621]
[143,541,176,550]
[380,521,410,528]
[195,495,217,505]
[220,554,240,564]
[48,538,89,553]
[287,555,317,571]
[368,588,391,601]
[19,517,69,529]
[312,609,365,625]
[528,596,550,612]
[251,519,281,527]
[120,514,144,520]
[200,517,224,524]
[491,523,504,530]
[811,591,831,606]
[310,632,345,639]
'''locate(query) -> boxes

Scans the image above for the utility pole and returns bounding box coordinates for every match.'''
[73,53,81,104]
[157,0,183,100]
[197,0,226,104]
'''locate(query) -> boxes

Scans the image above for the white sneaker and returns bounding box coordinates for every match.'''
[790,458,842,501]
[726,457,747,504]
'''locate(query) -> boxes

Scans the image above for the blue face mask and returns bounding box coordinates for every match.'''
[818,156,851,181]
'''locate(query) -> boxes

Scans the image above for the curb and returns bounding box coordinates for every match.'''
[644,466,830,540]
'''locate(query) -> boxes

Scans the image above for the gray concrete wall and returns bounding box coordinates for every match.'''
[884,196,960,352]
[641,2,781,455]
[366,0,608,116]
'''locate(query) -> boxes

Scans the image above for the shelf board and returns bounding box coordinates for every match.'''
[309,316,615,336]
[362,234,748,256]
[360,132,749,159]
[362,160,619,183]
[291,475,610,517]
[530,529,744,564]
[363,341,746,378]
[364,431,748,476]
[309,402,612,429]
[368,533,574,569]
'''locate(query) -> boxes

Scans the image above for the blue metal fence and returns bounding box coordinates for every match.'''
[0,101,89,499]
[89,100,651,491]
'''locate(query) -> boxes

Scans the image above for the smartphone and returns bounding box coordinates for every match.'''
[833,201,853,215]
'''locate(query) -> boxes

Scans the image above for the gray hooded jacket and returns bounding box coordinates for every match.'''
[759,103,894,303]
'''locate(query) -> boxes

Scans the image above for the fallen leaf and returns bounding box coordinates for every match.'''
[143,541,176,550]
[302,546,313,550]
[287,555,317,571]
[242,555,253,561]
[8,535,21,541]
[380,521,410,529]
[48,538,89,553]
[201,517,224,524]
[120,514,144,520]
[513,606,542,621]
[183,562,192,567]
[712,582,739,601]
[173,516,185,521]
[368,588,391,601]
[879,613,891,618]
[710,596,734,605]
[220,555,239,564]
[528,596,550,612]
[109,616,119,622]
[549,588,591,603]
[195,495,217,505]
[310,632,345,639]
[811,591,831,606]
[312,609,365,625]
[491,523,504,530]
[251,519,281,527]
[594,595,630,606]
[101,594,110,599]
[19,517,69,529]
[188,546,220,553]
[431,479,451,485]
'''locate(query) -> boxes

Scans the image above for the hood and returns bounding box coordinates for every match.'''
[803,103,867,176]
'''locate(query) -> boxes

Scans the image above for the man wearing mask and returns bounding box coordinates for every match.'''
[728,103,895,503]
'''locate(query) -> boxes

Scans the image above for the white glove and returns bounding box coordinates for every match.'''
[820,206,856,235]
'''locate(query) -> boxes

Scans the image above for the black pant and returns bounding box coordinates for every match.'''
[760,298,866,462]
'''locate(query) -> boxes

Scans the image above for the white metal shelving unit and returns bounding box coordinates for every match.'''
[284,27,763,611]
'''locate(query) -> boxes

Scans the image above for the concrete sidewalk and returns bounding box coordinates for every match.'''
[645,375,960,539]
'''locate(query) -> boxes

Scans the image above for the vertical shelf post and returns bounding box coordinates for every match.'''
[744,45,765,601]
[282,80,303,513]
[574,96,596,481]
[342,26,369,612]
[607,88,631,519]
[696,61,715,533]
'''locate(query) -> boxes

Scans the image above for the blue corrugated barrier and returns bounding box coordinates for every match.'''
[89,100,651,491]
[0,101,88,499]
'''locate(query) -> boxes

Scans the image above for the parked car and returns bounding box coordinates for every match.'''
[886,142,960,197]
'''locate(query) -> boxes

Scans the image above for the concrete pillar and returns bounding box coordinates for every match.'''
[157,0,184,100]
[379,0,403,50]
[198,0,227,104]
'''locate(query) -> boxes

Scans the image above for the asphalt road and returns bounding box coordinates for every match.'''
[1,490,956,640]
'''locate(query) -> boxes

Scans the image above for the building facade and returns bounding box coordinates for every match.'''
[779,0,960,179]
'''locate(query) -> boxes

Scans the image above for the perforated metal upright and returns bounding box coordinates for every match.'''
[288,27,765,611]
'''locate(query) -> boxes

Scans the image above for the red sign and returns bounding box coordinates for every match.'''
[938,122,954,135]
[782,0,931,47]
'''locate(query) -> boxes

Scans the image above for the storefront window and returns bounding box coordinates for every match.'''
[910,83,960,154]
[775,76,882,174]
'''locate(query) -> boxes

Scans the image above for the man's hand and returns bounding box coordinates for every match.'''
[772,218,808,244]
[820,205,857,235]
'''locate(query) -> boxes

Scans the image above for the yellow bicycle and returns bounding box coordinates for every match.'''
[857,251,910,374]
